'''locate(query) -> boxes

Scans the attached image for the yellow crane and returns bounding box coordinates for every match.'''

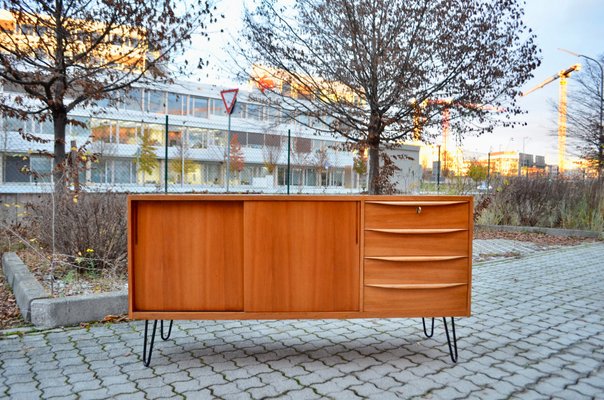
[521,64,581,174]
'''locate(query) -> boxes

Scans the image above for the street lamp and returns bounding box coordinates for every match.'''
[559,48,604,177]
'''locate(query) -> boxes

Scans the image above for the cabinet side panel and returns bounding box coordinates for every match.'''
[244,201,360,312]
[133,201,243,312]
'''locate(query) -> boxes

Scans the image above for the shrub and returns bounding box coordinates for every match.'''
[26,190,128,273]
[476,177,604,231]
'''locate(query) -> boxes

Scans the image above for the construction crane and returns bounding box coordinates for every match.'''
[521,64,581,174]
[413,99,504,173]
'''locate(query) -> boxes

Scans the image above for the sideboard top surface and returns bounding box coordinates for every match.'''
[128,194,473,202]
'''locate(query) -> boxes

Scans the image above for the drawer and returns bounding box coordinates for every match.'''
[364,284,469,315]
[365,201,469,229]
[364,257,469,285]
[364,229,469,257]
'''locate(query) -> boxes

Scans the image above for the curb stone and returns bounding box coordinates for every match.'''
[477,224,603,239]
[30,291,127,328]
[1,252,47,321]
[2,252,127,328]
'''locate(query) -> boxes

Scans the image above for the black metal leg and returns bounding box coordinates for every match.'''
[442,317,458,363]
[143,320,158,367]
[160,320,173,341]
[422,318,435,338]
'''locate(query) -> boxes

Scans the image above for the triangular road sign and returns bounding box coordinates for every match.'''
[220,88,239,115]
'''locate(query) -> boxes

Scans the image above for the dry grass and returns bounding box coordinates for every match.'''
[476,178,604,232]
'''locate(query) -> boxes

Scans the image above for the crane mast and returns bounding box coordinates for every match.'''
[521,64,581,174]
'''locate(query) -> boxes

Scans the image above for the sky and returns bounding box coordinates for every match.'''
[189,0,604,163]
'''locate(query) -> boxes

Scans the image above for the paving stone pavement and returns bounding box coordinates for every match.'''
[1,241,603,399]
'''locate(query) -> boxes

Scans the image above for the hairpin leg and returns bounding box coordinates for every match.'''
[422,317,435,338]
[143,320,158,367]
[161,320,173,341]
[442,317,458,363]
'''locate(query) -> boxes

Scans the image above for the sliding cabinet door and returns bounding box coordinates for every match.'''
[244,201,360,312]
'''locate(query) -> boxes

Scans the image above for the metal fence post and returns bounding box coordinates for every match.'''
[287,129,291,195]
[164,115,168,194]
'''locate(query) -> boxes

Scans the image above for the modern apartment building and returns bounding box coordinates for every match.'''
[0,80,367,193]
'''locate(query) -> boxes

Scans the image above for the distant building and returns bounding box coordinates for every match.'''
[384,144,422,193]
[479,151,547,177]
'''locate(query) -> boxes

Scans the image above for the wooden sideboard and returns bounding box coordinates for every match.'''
[128,195,473,364]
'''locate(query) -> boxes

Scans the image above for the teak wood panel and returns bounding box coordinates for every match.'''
[131,201,244,312]
[364,258,469,285]
[364,285,468,315]
[364,230,469,257]
[364,202,469,229]
[244,201,360,312]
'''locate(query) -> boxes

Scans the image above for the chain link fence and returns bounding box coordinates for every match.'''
[0,106,366,196]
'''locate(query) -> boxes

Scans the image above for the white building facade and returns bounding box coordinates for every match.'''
[1,81,371,194]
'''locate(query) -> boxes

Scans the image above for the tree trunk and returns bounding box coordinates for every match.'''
[367,144,380,194]
[53,111,67,191]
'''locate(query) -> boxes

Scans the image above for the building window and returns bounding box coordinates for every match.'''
[267,105,282,125]
[122,88,143,112]
[209,98,225,116]
[91,119,116,143]
[143,123,164,146]
[114,159,136,184]
[330,168,344,186]
[29,156,52,183]
[189,96,209,118]
[205,163,222,185]
[231,101,246,119]
[168,126,183,147]
[188,128,208,148]
[4,155,30,183]
[233,131,247,146]
[294,137,312,153]
[167,92,184,115]
[69,116,90,138]
[246,132,264,148]
[90,160,108,183]
[208,129,226,147]
[147,90,165,114]
[240,165,265,185]
[2,116,25,132]
[291,167,303,186]
[305,168,317,186]
[246,103,263,120]
[117,121,139,145]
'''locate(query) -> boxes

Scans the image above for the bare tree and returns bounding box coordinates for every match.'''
[242,0,540,193]
[262,132,282,177]
[563,55,604,176]
[312,145,329,188]
[0,0,216,189]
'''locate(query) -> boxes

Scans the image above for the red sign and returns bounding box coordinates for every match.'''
[220,88,239,115]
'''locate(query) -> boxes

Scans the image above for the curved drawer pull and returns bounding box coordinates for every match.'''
[417,206,422,214]
[365,201,467,206]
[366,283,466,290]
[365,228,467,234]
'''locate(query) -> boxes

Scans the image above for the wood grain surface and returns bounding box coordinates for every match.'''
[132,201,244,311]
[243,201,360,312]
[364,201,469,229]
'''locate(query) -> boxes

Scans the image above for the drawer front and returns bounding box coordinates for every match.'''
[364,257,469,285]
[364,285,469,315]
[365,201,469,229]
[364,230,469,257]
